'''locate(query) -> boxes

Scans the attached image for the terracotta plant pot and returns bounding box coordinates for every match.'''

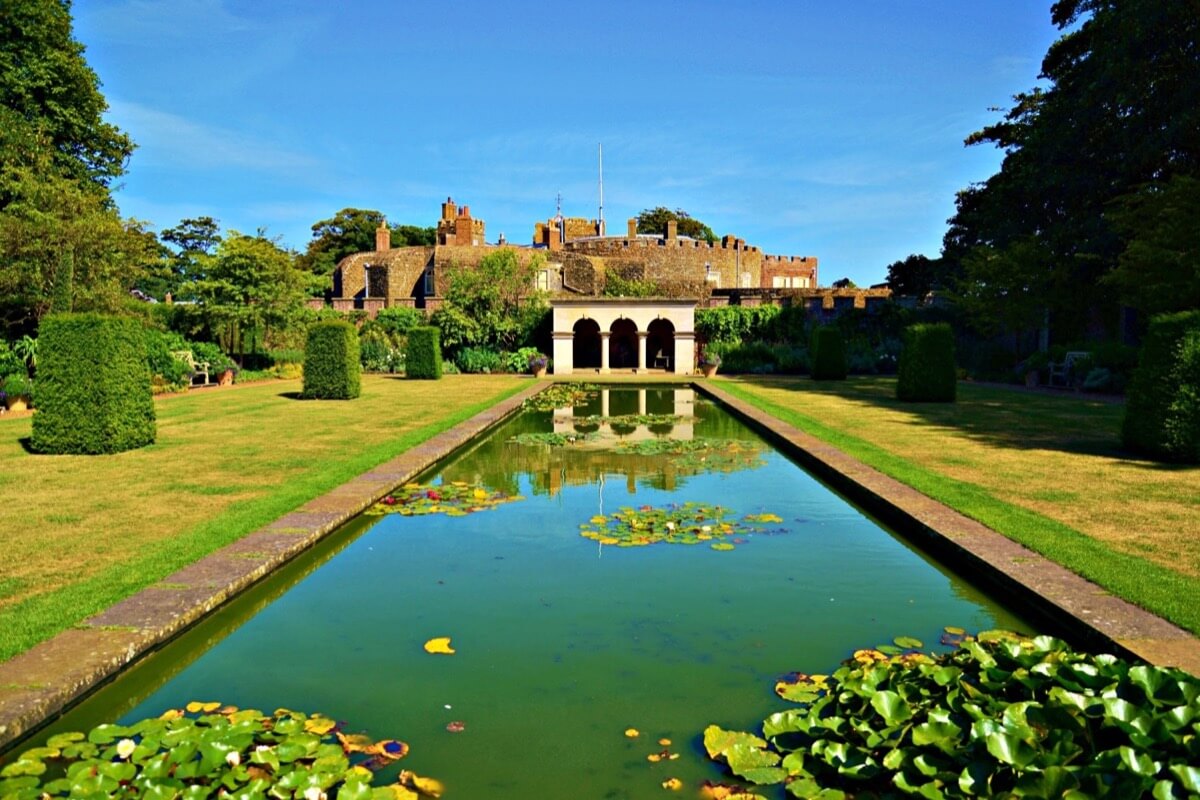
[533,366,547,378]
[218,369,235,386]
[701,364,718,378]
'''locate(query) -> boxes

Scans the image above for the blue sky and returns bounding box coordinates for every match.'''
[74,1,1060,287]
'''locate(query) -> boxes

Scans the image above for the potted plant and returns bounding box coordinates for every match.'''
[528,353,549,378]
[3,373,33,411]
[698,349,721,378]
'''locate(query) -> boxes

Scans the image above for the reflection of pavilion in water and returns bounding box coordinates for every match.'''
[552,387,695,446]
[439,388,763,497]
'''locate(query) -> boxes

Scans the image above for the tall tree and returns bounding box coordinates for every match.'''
[159,216,221,298]
[188,232,313,359]
[885,254,945,298]
[0,157,159,330]
[636,207,717,243]
[441,249,546,352]
[944,0,1200,337]
[297,208,435,282]
[0,0,134,198]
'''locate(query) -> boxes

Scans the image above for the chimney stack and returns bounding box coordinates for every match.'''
[375,221,390,252]
[627,218,638,239]
[665,220,678,241]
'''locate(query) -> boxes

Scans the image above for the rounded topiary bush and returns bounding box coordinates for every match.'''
[406,326,443,380]
[810,327,847,381]
[896,322,958,402]
[302,320,361,399]
[31,313,156,454]
[1122,310,1200,463]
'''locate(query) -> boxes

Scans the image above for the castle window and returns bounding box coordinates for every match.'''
[424,268,435,296]
[705,263,720,287]
[536,269,550,291]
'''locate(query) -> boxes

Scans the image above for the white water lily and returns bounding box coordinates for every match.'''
[303,787,326,800]
[665,522,676,531]
[701,525,712,533]
[225,750,241,767]
[116,739,136,760]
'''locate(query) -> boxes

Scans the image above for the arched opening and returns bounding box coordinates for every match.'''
[609,318,638,370]
[647,318,676,372]
[572,318,601,370]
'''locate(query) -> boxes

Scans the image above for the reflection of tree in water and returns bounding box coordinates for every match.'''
[434,390,767,497]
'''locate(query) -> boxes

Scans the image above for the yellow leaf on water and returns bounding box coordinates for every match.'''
[590,515,607,524]
[647,753,662,762]
[662,777,683,791]
[423,637,455,655]
[159,708,184,720]
[304,717,337,735]
[624,728,640,738]
[658,738,672,746]
[399,771,445,798]
[185,701,221,713]
[384,785,420,800]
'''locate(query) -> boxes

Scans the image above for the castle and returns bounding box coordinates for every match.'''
[327,197,823,314]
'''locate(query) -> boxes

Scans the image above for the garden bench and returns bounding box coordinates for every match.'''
[1048,351,1090,388]
[172,350,211,386]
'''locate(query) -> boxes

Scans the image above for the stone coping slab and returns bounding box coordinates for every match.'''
[697,382,1200,677]
[0,382,543,751]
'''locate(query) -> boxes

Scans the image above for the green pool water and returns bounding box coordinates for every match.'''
[31,387,1030,798]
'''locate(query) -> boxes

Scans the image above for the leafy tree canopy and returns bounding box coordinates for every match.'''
[885,254,945,298]
[187,231,314,359]
[944,0,1200,334]
[296,208,435,281]
[636,207,717,243]
[0,0,134,198]
[0,150,159,332]
[442,249,546,352]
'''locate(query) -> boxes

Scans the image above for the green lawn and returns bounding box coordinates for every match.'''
[0,375,527,662]
[718,377,1200,634]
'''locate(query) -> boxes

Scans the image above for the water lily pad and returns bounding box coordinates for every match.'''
[365,483,522,518]
[578,502,787,550]
[893,636,924,650]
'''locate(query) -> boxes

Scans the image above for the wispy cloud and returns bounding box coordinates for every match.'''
[111,100,319,174]
[81,0,255,44]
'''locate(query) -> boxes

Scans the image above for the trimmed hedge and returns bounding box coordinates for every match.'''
[302,321,361,399]
[31,313,156,454]
[810,327,847,380]
[896,322,957,402]
[406,326,443,380]
[1122,310,1200,462]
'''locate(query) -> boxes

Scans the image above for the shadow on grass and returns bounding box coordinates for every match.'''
[277,391,305,400]
[730,375,1189,465]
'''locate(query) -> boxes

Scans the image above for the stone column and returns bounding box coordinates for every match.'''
[638,389,646,415]
[675,333,696,375]
[552,331,574,375]
[600,332,611,373]
[601,389,610,418]
[637,332,648,373]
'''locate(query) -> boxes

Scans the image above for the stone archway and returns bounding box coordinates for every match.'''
[572,318,601,369]
[646,318,675,371]
[609,319,638,369]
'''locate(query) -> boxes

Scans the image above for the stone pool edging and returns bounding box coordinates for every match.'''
[0,381,546,751]
[696,381,1200,677]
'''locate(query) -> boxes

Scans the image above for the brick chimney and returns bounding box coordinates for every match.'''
[665,219,678,241]
[375,221,390,252]
[627,218,637,239]
[549,224,563,252]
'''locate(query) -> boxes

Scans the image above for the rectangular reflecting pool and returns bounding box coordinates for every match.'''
[30,386,1031,798]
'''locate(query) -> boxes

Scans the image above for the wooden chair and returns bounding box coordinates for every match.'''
[1048,351,1090,388]
[172,350,211,386]
[653,350,671,370]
